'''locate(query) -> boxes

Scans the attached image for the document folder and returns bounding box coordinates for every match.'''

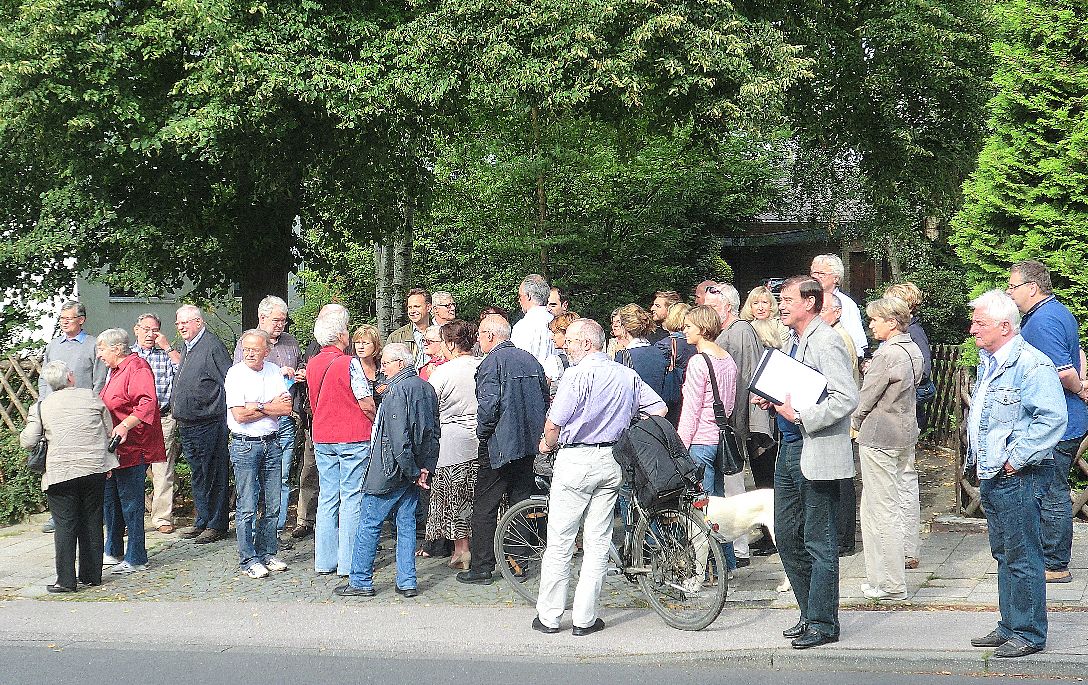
[748,347,828,412]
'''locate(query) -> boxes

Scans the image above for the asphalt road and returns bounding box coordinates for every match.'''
[0,644,1065,685]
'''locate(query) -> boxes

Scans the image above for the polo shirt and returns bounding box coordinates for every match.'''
[1021,296,1087,440]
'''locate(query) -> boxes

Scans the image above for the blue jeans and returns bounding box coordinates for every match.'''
[230,435,282,569]
[689,443,736,569]
[179,420,230,532]
[276,416,297,531]
[349,484,419,590]
[313,441,370,574]
[1041,435,1083,571]
[980,462,1050,648]
[774,439,840,636]
[104,464,149,566]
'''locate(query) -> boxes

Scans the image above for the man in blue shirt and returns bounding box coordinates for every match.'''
[1007,260,1087,585]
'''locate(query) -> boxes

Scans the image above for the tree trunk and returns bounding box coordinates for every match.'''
[239,210,293,331]
[390,206,413,330]
[374,240,392,338]
[531,106,549,278]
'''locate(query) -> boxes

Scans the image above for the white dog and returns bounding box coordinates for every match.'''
[703,489,792,592]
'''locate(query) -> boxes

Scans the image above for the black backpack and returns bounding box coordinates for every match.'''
[613,415,701,508]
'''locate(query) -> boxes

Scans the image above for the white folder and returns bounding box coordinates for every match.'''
[748,348,828,412]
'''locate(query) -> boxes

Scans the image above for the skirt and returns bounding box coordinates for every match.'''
[425,460,478,541]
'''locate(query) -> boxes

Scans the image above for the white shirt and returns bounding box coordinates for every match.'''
[511,305,555,365]
[967,337,1015,461]
[834,288,868,357]
[224,361,288,436]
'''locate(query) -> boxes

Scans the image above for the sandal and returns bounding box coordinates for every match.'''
[415,549,431,558]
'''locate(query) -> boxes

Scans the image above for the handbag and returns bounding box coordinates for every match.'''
[27,401,47,475]
[701,352,744,477]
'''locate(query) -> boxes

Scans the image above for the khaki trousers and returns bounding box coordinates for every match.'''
[859,444,917,595]
[149,411,182,527]
[295,427,319,527]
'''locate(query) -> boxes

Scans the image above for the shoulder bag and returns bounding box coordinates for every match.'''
[701,352,743,477]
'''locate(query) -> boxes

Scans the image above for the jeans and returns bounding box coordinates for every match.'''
[313,441,370,574]
[348,484,419,590]
[104,464,149,566]
[469,453,534,574]
[47,472,105,588]
[179,420,230,532]
[980,462,1050,648]
[230,435,282,569]
[276,416,298,530]
[774,439,840,636]
[537,446,623,629]
[1041,434,1083,572]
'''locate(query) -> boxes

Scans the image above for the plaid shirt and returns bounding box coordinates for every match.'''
[132,344,177,409]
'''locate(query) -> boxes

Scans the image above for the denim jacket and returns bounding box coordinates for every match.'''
[967,336,1067,480]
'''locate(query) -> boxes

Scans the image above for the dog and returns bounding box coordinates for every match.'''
[703,489,791,593]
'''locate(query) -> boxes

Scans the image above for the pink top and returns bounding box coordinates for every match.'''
[678,352,738,447]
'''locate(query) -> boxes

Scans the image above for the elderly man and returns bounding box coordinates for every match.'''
[335,343,440,598]
[233,296,302,533]
[457,315,549,585]
[761,275,859,649]
[547,287,570,317]
[172,304,233,544]
[810,255,867,358]
[224,329,294,578]
[534,319,666,636]
[967,290,1066,658]
[1006,260,1087,585]
[387,288,432,369]
[693,280,716,306]
[307,309,376,576]
[511,274,555,364]
[648,290,680,344]
[132,313,182,534]
[431,291,457,327]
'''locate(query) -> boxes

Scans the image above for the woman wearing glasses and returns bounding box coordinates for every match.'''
[419,326,447,382]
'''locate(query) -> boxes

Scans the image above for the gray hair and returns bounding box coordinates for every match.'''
[969,289,1021,333]
[1010,260,1053,295]
[479,314,512,340]
[60,300,86,318]
[135,312,161,327]
[313,313,347,347]
[520,274,550,306]
[176,304,204,320]
[382,342,415,366]
[425,325,442,340]
[240,328,270,348]
[257,295,289,318]
[826,293,842,310]
[41,360,73,392]
[97,328,132,354]
[813,254,845,283]
[432,291,453,304]
[567,318,606,351]
[717,283,740,313]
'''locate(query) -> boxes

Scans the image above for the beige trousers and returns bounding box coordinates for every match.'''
[859,444,917,594]
[149,411,181,527]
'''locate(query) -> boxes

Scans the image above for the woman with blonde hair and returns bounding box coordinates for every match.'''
[654,302,696,425]
[351,324,382,383]
[740,285,790,350]
[543,312,579,391]
[883,282,933,435]
[611,303,669,395]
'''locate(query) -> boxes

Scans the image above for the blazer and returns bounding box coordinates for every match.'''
[790,317,860,481]
[20,387,118,491]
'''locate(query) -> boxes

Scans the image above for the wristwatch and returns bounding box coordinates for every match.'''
[792,411,802,427]
[257,402,266,414]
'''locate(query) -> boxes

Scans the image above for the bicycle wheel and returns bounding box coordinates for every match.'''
[494,496,551,605]
[632,503,728,631]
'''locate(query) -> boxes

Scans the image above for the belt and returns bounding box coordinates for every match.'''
[231,432,280,442]
[560,441,616,449]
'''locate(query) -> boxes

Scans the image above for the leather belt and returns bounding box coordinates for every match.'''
[231,433,280,442]
[560,441,616,449]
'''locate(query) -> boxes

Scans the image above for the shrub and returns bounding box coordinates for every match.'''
[0,428,47,524]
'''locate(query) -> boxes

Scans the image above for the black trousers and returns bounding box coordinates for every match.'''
[468,453,534,573]
[47,472,106,589]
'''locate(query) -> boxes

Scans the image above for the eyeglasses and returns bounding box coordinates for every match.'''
[176,318,200,326]
[241,347,265,355]
[424,338,441,344]
[135,324,160,334]
[1006,281,1034,292]
[705,286,722,295]
[811,271,828,278]
[58,316,84,323]
[434,303,456,310]
[381,359,403,368]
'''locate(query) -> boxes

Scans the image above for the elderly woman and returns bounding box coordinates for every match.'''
[655,302,695,426]
[419,325,446,381]
[96,328,168,574]
[852,297,924,600]
[611,303,669,395]
[543,312,579,389]
[424,320,482,570]
[741,285,790,350]
[884,282,934,431]
[21,361,117,592]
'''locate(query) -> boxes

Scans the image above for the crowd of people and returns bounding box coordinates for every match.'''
[17,257,1088,655]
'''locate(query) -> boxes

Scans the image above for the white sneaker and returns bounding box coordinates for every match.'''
[245,562,270,579]
[862,583,907,600]
[263,556,288,572]
[110,561,149,575]
[681,576,704,595]
[102,554,122,566]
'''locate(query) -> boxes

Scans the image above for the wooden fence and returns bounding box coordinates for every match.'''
[924,344,962,448]
[0,354,40,432]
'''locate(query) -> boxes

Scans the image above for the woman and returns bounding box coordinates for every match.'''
[740,285,790,350]
[654,302,695,426]
[611,303,669,396]
[96,328,168,574]
[543,312,579,390]
[884,282,934,432]
[352,324,382,383]
[21,361,117,592]
[852,296,923,600]
[424,320,482,570]
[419,325,446,381]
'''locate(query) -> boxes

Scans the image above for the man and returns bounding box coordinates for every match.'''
[335,343,439,598]
[546,287,570,316]
[966,289,1065,658]
[387,288,431,369]
[511,274,555,364]
[534,319,666,635]
[810,255,867,359]
[307,308,376,576]
[693,280,716,306]
[171,304,233,544]
[761,275,858,649]
[457,315,549,585]
[224,329,294,578]
[431,291,457,326]
[1005,260,1087,585]
[132,313,182,534]
[647,290,681,344]
[232,296,301,533]
[819,294,859,384]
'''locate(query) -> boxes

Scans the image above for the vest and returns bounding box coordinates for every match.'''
[306,346,373,444]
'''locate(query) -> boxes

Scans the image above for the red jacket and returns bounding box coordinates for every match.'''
[101,354,167,468]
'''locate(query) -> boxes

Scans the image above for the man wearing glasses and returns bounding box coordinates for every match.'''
[431,291,457,327]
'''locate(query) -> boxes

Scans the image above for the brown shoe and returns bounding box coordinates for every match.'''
[904,557,919,570]
[1046,569,1073,584]
[178,526,204,539]
[194,529,224,544]
[291,524,314,539]
[157,524,176,534]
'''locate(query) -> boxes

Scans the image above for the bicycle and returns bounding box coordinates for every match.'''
[494,473,728,631]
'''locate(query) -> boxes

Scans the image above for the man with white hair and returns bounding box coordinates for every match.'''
[810,254,867,358]
[431,291,457,327]
[534,318,666,636]
[171,304,233,544]
[511,274,555,365]
[39,300,106,399]
[967,290,1066,659]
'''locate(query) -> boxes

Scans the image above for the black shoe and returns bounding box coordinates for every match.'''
[791,628,838,649]
[77,579,101,587]
[46,584,75,593]
[734,557,751,569]
[533,617,560,634]
[291,524,314,539]
[395,587,419,598]
[971,630,1006,648]
[750,542,777,557]
[782,619,808,639]
[572,618,605,637]
[456,569,494,585]
[333,584,375,597]
[316,569,337,576]
[838,547,856,558]
[994,640,1044,658]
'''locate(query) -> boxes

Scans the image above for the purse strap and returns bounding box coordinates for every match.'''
[700,352,730,429]
[667,337,678,373]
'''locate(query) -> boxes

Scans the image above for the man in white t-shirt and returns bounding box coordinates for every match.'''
[224,328,294,579]
[511,274,555,365]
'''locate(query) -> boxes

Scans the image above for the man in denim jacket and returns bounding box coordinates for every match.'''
[966,290,1067,659]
